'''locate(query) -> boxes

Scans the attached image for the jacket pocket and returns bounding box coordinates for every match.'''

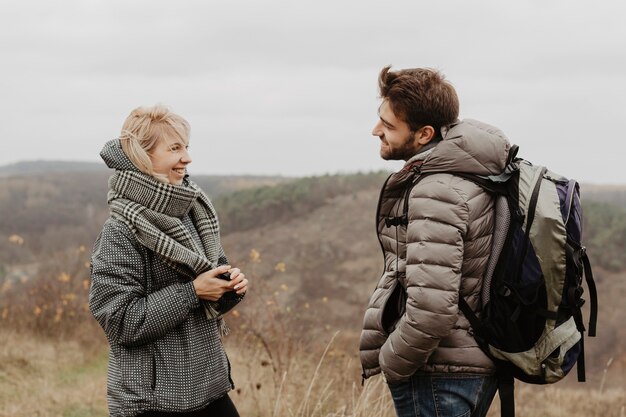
[151,352,157,391]
[225,352,235,389]
[380,281,407,334]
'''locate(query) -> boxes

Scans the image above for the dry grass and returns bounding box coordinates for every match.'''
[0,328,624,417]
[225,331,395,417]
[0,330,107,417]
[487,385,625,417]
[0,245,623,416]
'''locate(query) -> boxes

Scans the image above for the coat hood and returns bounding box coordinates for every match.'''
[414,119,511,175]
[100,138,140,172]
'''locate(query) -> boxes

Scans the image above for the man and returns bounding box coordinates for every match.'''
[359,66,510,417]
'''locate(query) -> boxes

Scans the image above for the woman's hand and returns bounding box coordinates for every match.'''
[228,267,249,296]
[192,265,248,301]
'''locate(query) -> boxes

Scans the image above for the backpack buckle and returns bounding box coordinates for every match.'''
[384,214,408,227]
[498,285,512,297]
[568,286,584,306]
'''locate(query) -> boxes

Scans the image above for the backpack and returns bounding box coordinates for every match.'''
[452,145,599,417]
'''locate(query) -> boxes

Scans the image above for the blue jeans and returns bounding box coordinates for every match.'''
[388,373,497,417]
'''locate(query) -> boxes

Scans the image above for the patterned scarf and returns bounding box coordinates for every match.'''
[103,150,228,333]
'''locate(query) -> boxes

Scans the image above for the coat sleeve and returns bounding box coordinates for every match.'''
[379,178,469,384]
[89,220,202,347]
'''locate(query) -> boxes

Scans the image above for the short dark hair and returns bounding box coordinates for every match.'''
[378,66,459,131]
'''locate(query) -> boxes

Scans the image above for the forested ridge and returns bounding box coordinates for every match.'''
[0,167,625,272]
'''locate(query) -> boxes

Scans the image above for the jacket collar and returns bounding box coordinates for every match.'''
[413,119,510,176]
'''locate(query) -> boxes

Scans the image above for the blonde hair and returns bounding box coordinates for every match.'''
[119,104,191,183]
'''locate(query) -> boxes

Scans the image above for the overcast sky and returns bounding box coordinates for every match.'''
[1,0,625,183]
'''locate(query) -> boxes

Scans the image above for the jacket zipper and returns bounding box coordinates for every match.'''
[362,172,394,382]
[374,172,394,260]
[363,169,425,381]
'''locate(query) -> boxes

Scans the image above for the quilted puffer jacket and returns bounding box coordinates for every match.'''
[360,119,510,385]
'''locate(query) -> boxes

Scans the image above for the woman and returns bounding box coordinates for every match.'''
[89,105,248,417]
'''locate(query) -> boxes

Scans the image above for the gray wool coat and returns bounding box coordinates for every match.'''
[360,119,511,385]
[90,216,241,417]
[89,143,243,417]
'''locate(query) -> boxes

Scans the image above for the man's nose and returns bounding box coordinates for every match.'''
[372,120,383,137]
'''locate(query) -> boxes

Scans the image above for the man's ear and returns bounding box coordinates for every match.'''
[414,125,436,145]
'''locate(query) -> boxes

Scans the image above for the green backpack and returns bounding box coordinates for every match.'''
[455,146,598,417]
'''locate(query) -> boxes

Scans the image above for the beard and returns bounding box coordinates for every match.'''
[379,131,418,161]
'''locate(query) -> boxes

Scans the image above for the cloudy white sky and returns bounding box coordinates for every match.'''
[1,0,625,183]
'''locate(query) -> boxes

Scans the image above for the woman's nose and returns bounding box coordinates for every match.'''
[181,148,192,164]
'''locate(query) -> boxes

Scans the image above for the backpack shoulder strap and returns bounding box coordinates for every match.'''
[582,250,598,337]
[497,371,516,417]
[458,297,482,337]
[458,297,516,417]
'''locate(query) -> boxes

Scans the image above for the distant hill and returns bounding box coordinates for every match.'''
[0,168,624,386]
[581,183,626,210]
[219,182,625,386]
[0,160,107,177]
[0,161,290,197]
[1,167,624,264]
[0,163,291,261]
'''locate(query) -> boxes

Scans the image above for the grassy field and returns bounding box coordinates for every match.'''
[0,331,107,417]
[1,329,623,417]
